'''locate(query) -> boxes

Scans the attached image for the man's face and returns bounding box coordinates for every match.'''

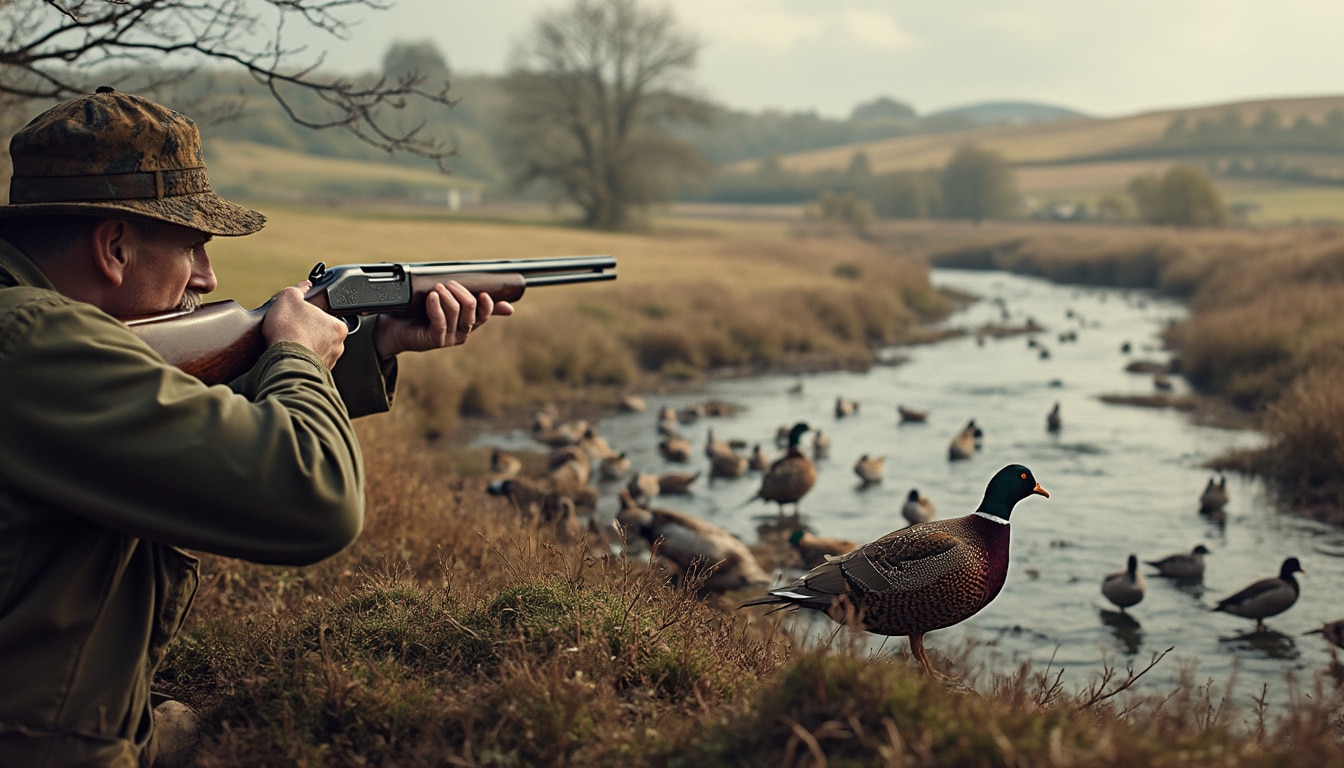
[108,220,217,316]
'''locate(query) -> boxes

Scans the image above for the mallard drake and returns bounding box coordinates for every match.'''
[835,396,860,418]
[789,528,858,569]
[948,422,978,461]
[710,449,749,479]
[1101,555,1146,613]
[1199,476,1229,514]
[901,488,936,526]
[741,464,1049,676]
[659,434,693,463]
[897,405,928,424]
[658,470,701,495]
[1304,619,1344,665]
[599,452,632,482]
[1046,402,1061,433]
[1145,544,1211,580]
[1212,557,1303,632]
[620,490,771,594]
[489,447,522,477]
[749,422,816,516]
[853,453,885,485]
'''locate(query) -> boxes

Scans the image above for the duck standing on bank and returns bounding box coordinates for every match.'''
[1101,555,1146,613]
[1145,544,1211,580]
[748,422,816,517]
[618,490,772,594]
[740,464,1049,678]
[1212,557,1303,632]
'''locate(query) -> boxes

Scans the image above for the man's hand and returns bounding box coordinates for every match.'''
[374,281,515,359]
[262,281,349,369]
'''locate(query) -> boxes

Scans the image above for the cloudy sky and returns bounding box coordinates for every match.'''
[294,0,1344,119]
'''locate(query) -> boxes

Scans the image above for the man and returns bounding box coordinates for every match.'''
[0,87,512,767]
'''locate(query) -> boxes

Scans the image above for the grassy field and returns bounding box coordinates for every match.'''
[155,208,1344,765]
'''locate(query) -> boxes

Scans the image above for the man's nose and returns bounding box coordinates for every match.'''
[190,247,217,294]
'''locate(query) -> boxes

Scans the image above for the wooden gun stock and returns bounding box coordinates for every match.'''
[125,256,615,385]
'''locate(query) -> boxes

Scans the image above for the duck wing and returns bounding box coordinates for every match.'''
[748,526,965,610]
[1215,577,1284,609]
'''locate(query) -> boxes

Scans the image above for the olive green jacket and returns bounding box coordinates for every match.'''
[0,239,393,767]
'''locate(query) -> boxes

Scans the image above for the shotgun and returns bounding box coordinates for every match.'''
[125,255,617,385]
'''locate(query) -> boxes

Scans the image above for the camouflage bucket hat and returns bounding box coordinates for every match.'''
[0,86,265,236]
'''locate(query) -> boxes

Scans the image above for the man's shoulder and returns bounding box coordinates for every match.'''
[0,285,122,361]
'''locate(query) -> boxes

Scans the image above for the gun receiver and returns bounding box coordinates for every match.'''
[126,255,616,385]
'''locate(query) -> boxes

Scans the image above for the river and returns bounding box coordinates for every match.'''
[479,267,1344,713]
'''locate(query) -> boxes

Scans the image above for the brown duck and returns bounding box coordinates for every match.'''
[748,422,816,516]
[740,464,1049,676]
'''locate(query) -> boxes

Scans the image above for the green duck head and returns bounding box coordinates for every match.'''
[788,529,807,545]
[977,464,1049,520]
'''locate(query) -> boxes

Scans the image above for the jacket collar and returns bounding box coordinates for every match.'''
[0,236,57,291]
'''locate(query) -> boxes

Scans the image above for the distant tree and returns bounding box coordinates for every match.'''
[808,190,875,235]
[851,96,917,121]
[1252,107,1282,137]
[1164,114,1189,140]
[843,152,873,188]
[940,143,1020,221]
[501,0,715,230]
[1127,165,1227,226]
[1095,191,1133,221]
[868,169,944,219]
[382,40,452,89]
[0,0,459,169]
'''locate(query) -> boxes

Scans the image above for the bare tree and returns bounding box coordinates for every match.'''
[502,0,714,230]
[0,1,458,173]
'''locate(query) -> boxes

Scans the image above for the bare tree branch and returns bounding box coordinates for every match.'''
[1,0,457,167]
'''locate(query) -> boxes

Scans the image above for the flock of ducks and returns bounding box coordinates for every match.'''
[482,371,1341,682]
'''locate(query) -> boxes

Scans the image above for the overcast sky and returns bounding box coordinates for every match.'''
[293,0,1344,120]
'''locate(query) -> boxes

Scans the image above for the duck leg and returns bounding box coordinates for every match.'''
[909,634,935,675]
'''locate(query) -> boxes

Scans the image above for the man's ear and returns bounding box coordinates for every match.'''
[89,218,133,288]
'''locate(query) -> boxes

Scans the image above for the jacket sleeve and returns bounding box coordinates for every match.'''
[0,291,365,566]
[328,314,398,418]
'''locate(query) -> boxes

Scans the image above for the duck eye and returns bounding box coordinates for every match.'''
[1020,472,1028,480]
